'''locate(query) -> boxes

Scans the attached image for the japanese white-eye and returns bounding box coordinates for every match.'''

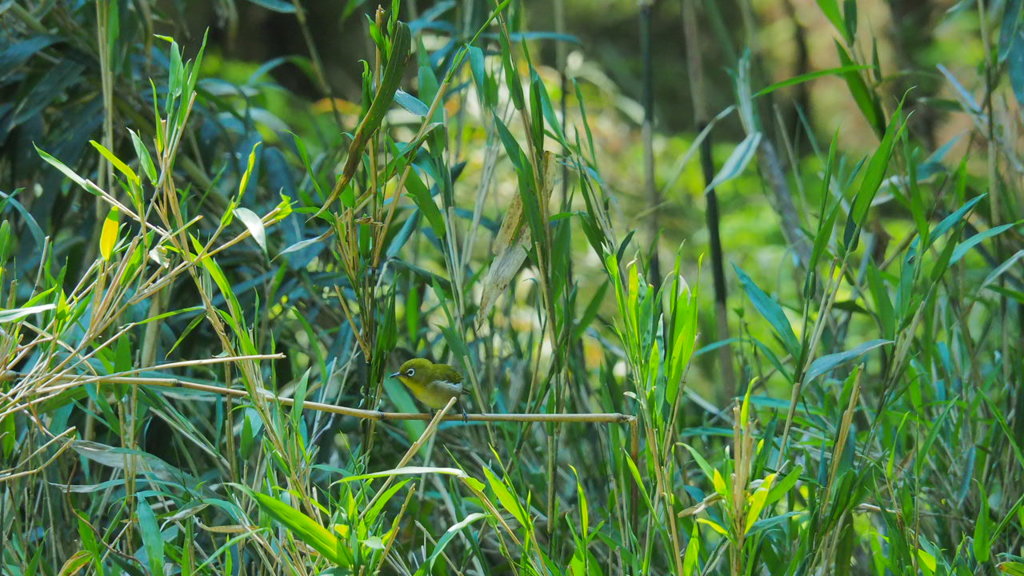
[390,358,467,418]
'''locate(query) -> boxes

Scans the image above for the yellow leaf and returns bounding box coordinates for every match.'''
[697,518,730,538]
[744,473,777,533]
[100,207,120,261]
[712,468,727,497]
[238,142,262,199]
[917,548,936,574]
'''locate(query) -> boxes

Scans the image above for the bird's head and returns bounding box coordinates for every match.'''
[390,358,435,385]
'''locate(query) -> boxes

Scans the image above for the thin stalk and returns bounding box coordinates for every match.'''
[290,0,343,129]
[2,371,636,424]
[639,0,661,288]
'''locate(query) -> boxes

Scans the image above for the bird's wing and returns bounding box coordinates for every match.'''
[427,378,464,396]
[435,364,463,383]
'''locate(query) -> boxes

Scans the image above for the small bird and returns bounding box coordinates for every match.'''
[390,358,468,419]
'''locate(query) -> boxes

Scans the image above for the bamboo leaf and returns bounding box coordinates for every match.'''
[90,140,138,185]
[238,142,261,200]
[394,89,430,117]
[136,499,165,575]
[843,102,905,251]
[835,41,885,136]
[805,338,892,383]
[234,207,267,255]
[244,0,296,13]
[99,207,120,261]
[0,304,56,323]
[128,129,158,185]
[251,492,350,566]
[951,222,1022,265]
[705,132,761,193]
[734,264,801,359]
[483,466,528,527]
[816,0,849,42]
[317,22,411,214]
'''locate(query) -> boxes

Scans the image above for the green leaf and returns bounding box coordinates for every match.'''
[745,472,777,533]
[999,562,1024,576]
[416,44,440,121]
[623,452,654,512]
[843,0,857,42]
[754,65,870,98]
[238,142,262,199]
[866,265,895,340]
[252,492,351,566]
[805,338,892,383]
[528,69,547,147]
[979,250,1024,294]
[36,146,110,202]
[998,0,1023,61]
[950,221,1022,265]
[1006,27,1024,109]
[0,36,62,71]
[244,0,297,13]
[393,89,430,117]
[843,102,905,251]
[834,41,885,136]
[705,132,761,193]
[290,368,310,432]
[807,130,841,298]
[423,513,487,573]
[317,22,411,214]
[137,498,165,575]
[765,465,803,506]
[927,194,985,249]
[60,551,94,575]
[404,164,446,238]
[0,412,15,460]
[128,129,158,185]
[167,39,183,102]
[363,479,412,526]
[0,190,45,251]
[734,264,801,359]
[498,25,524,110]
[816,0,849,42]
[682,523,701,576]
[90,140,138,185]
[483,466,528,527]
[974,482,992,563]
[681,443,718,486]
[75,510,100,556]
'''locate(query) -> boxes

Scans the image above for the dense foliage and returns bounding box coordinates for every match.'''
[1,1,1022,574]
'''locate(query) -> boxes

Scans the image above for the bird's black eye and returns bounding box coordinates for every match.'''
[406,368,415,377]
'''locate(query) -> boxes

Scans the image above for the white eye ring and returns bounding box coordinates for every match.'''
[406,368,415,377]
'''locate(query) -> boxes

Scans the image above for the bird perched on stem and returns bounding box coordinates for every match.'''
[390,358,468,420]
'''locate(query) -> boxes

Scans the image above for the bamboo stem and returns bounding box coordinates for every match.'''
[1,371,635,425]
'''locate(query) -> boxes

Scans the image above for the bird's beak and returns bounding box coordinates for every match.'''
[389,371,400,378]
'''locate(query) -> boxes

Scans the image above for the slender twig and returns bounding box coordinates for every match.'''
[0,428,76,483]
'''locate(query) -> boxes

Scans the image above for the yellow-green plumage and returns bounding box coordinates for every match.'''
[390,358,465,410]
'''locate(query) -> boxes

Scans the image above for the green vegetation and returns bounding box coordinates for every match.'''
[1,0,1022,574]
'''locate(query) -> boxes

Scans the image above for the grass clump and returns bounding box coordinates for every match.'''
[1,1,1022,574]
